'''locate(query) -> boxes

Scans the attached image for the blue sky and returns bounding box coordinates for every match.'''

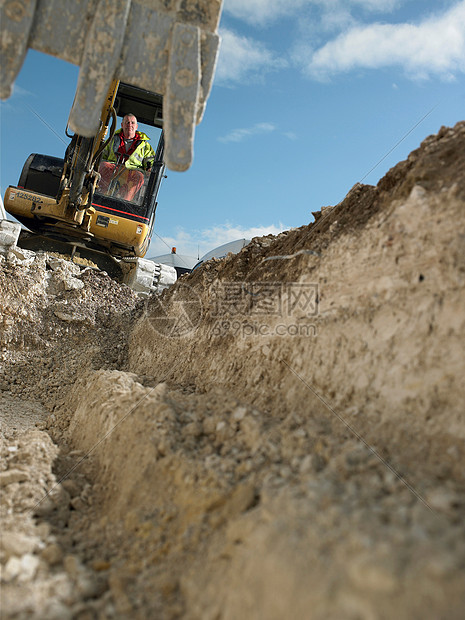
[1,0,464,259]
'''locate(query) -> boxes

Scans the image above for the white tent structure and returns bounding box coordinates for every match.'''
[149,248,197,277]
[150,239,251,276]
[193,239,250,270]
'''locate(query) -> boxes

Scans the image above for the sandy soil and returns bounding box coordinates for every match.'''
[1,121,465,619]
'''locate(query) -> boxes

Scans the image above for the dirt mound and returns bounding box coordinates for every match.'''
[1,121,465,618]
[0,253,140,618]
[0,253,138,406]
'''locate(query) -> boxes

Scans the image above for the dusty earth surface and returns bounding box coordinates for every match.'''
[1,121,465,619]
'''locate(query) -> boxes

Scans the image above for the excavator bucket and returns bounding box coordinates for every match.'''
[0,0,223,172]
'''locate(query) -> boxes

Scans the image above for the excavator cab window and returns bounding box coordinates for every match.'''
[96,167,149,206]
[96,156,151,206]
[92,84,165,221]
[95,125,163,208]
[92,127,165,245]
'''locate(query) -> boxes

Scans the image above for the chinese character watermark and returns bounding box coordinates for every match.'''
[145,281,319,339]
[209,282,318,338]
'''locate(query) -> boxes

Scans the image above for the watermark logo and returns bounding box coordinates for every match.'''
[145,281,318,338]
[211,320,317,338]
[146,282,203,337]
[210,282,318,338]
[210,282,318,317]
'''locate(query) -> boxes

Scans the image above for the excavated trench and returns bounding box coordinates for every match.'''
[1,122,465,619]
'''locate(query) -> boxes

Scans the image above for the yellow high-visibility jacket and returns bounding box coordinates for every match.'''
[102,129,155,171]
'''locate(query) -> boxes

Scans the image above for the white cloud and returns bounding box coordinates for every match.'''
[224,0,308,26]
[0,84,35,112]
[199,222,287,250]
[223,0,403,26]
[299,1,465,80]
[350,0,401,10]
[11,84,34,97]
[216,28,287,84]
[217,123,298,144]
[218,122,276,143]
[221,1,457,85]
[149,222,288,259]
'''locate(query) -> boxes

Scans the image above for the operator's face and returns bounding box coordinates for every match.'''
[122,115,138,139]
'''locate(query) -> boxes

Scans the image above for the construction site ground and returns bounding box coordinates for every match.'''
[1,121,465,619]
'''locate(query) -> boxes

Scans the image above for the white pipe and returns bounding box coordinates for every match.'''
[0,195,7,220]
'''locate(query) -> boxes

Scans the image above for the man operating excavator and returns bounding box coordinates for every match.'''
[98,113,155,201]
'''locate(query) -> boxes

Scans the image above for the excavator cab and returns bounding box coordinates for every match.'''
[89,83,166,259]
[95,85,164,207]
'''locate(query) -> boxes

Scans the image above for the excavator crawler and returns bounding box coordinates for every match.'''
[0,0,224,293]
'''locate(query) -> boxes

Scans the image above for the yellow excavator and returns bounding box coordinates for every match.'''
[4,80,170,289]
[0,0,223,292]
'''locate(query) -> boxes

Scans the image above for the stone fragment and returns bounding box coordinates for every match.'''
[299,454,312,474]
[64,554,82,578]
[0,219,21,253]
[92,560,111,571]
[0,469,28,486]
[2,556,22,581]
[18,553,40,582]
[47,257,80,276]
[232,406,247,421]
[77,574,107,599]
[202,417,216,435]
[33,497,56,517]
[61,478,81,497]
[70,496,87,511]
[0,532,37,558]
[426,488,460,513]
[41,543,63,566]
[35,522,51,538]
[8,247,36,262]
[183,422,202,437]
[54,311,87,322]
[3,553,40,582]
[64,277,85,291]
